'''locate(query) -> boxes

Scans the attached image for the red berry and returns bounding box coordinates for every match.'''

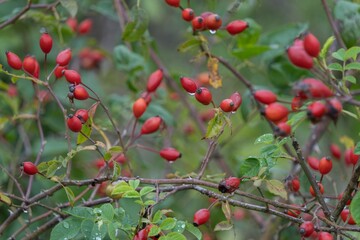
[73,85,89,100]
[93,158,114,169]
[204,14,222,31]
[264,103,289,122]
[180,76,197,94]
[218,177,241,193]
[39,32,53,54]
[303,32,320,57]
[56,48,72,66]
[307,101,326,122]
[54,66,67,79]
[307,156,319,171]
[274,122,291,137]
[78,19,93,35]
[290,177,300,192]
[33,59,40,78]
[75,109,89,123]
[7,84,18,97]
[345,147,359,166]
[226,20,248,35]
[182,8,195,21]
[299,221,314,237]
[340,209,356,225]
[195,87,212,105]
[133,98,147,118]
[141,116,162,135]
[193,208,210,226]
[287,40,313,69]
[219,99,234,112]
[318,232,333,240]
[294,78,333,99]
[291,96,303,111]
[67,114,83,132]
[146,69,163,92]
[66,17,78,32]
[192,16,205,31]
[254,89,277,104]
[164,0,180,7]
[329,144,341,160]
[309,182,324,197]
[286,205,301,217]
[318,157,332,175]
[159,147,181,162]
[5,51,22,70]
[230,92,242,111]
[326,98,342,120]
[64,70,82,85]
[22,162,38,175]
[22,55,37,75]
[115,153,127,164]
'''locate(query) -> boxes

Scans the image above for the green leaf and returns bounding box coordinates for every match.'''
[165,232,186,240]
[112,181,133,195]
[113,45,145,73]
[177,38,202,53]
[50,217,81,240]
[129,179,140,189]
[64,187,75,206]
[112,162,122,181]
[37,159,62,177]
[0,192,12,206]
[160,218,177,230]
[236,18,262,46]
[100,203,114,221]
[350,191,360,224]
[344,46,360,61]
[122,7,149,42]
[344,75,356,84]
[320,36,335,59]
[148,225,161,237]
[239,157,260,178]
[332,48,346,61]
[354,141,360,155]
[107,223,117,240]
[240,90,254,121]
[254,133,274,144]
[172,220,186,233]
[77,119,92,145]
[60,0,78,17]
[185,222,202,240]
[123,190,141,198]
[345,62,360,71]
[65,207,93,219]
[144,200,156,206]
[328,63,343,72]
[204,111,224,139]
[214,221,233,231]
[140,186,155,196]
[265,179,287,200]
[232,45,271,60]
[152,210,163,223]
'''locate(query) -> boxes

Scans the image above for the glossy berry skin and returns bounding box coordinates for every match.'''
[39,32,53,54]
[54,66,67,79]
[309,182,324,197]
[304,33,320,57]
[341,209,356,225]
[318,232,333,240]
[133,98,147,118]
[195,87,212,105]
[6,51,22,70]
[318,157,332,175]
[78,19,92,35]
[22,55,37,75]
[73,85,89,100]
[67,114,83,132]
[66,17,78,32]
[182,8,194,21]
[264,103,289,122]
[64,70,82,85]
[226,20,249,35]
[192,16,205,31]
[294,78,333,99]
[159,147,181,162]
[165,0,180,7]
[290,177,300,192]
[330,144,341,160]
[22,162,38,175]
[230,92,242,111]
[274,122,291,137]
[141,116,162,135]
[299,221,314,237]
[193,209,210,226]
[56,49,72,66]
[345,147,359,166]
[287,41,313,69]
[254,90,277,104]
[147,69,163,92]
[180,76,197,94]
[75,109,89,123]
[219,99,234,112]
[218,177,241,193]
[205,14,222,30]
[307,156,319,170]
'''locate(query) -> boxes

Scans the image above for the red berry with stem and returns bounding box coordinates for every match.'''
[287,41,313,69]
[22,162,38,175]
[192,16,205,31]
[264,103,289,122]
[66,17,78,32]
[294,78,333,99]
[299,221,314,237]
[304,32,320,57]
[75,109,89,123]
[290,177,300,192]
[309,182,324,197]
[146,69,163,92]
[182,8,195,22]
[78,19,92,35]
[159,147,181,162]
[39,32,53,54]
[230,91,242,111]
[318,232,333,240]
[141,116,162,135]
[195,87,212,105]
[340,209,356,225]
[205,14,222,31]
[22,55,37,75]
[226,20,249,35]
[318,157,332,175]
[73,85,89,100]
[56,48,72,66]
[165,0,180,7]
[307,156,319,170]
[219,99,234,112]
[254,89,277,104]
[274,122,291,137]
[133,98,147,118]
[5,51,22,70]
[193,209,210,226]
[54,66,67,79]
[218,177,241,193]
[180,76,197,94]
[67,114,83,132]
[64,69,82,85]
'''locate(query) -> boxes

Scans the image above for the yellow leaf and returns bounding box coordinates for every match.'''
[207,57,222,88]
[340,136,355,149]
[0,192,12,206]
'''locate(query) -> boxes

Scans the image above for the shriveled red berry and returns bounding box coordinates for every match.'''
[159,147,181,162]
[192,16,205,31]
[294,78,333,99]
[180,76,197,94]
[230,92,242,111]
[78,19,92,35]
[219,99,234,112]
[309,182,324,197]
[345,147,359,166]
[318,157,332,175]
[182,8,194,22]
[274,122,291,137]
[64,69,82,85]
[146,69,163,92]
[287,40,313,69]
[66,17,78,32]
[254,89,277,104]
[54,66,67,79]
[73,85,89,100]
[218,177,241,193]
[326,98,342,120]
[165,0,180,7]
[303,32,320,58]
[67,114,83,132]
[133,98,147,118]
[299,221,314,237]
[75,109,89,123]
[318,232,333,240]
[291,96,303,111]
[205,14,222,30]
[56,49,72,66]
[264,103,289,122]
[22,55,37,75]
[195,87,212,105]
[39,32,53,54]
[307,156,319,170]
[141,116,162,135]
[290,177,300,192]
[193,208,210,226]
[340,209,356,225]
[226,20,249,35]
[5,51,22,70]
[22,162,38,175]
